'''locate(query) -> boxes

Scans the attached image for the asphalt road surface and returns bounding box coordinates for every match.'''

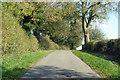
[21,50,101,78]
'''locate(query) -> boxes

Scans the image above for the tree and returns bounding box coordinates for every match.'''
[2,2,35,36]
[89,26,105,41]
[68,19,83,49]
[2,2,84,49]
[75,1,117,44]
[44,3,83,49]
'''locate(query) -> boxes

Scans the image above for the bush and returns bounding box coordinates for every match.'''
[29,35,39,51]
[82,40,99,51]
[116,39,120,58]
[117,39,120,53]
[39,35,60,50]
[2,10,39,55]
[59,45,70,50]
[83,41,97,51]
[94,40,108,52]
[82,39,120,56]
[107,39,118,55]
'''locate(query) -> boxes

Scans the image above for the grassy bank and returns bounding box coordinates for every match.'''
[2,50,55,79]
[72,50,119,80]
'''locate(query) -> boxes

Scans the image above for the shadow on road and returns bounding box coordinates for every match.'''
[21,65,100,78]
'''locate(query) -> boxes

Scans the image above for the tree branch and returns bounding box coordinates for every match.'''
[84,2,101,15]
[85,18,87,25]
[86,7,93,28]
[88,2,101,10]
[92,14,99,18]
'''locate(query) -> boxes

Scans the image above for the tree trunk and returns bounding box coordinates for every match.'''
[82,15,86,45]
[82,15,90,45]
[85,28,90,44]
[84,33,87,45]
[70,43,74,50]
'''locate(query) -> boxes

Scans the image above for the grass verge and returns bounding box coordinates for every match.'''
[72,50,119,80]
[2,50,55,79]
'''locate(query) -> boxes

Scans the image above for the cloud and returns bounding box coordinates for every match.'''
[92,21,112,29]
[99,24,112,28]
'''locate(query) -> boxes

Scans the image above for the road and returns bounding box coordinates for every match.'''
[21,50,100,78]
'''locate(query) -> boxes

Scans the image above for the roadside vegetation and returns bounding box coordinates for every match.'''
[72,50,119,80]
[2,2,117,55]
[82,39,120,64]
[1,2,118,80]
[2,50,54,79]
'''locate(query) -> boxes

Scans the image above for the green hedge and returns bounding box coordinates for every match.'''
[39,35,60,50]
[2,9,68,55]
[82,39,120,56]
[39,35,70,50]
[29,35,39,51]
[2,10,39,55]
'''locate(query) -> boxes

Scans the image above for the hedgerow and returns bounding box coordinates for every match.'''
[2,10,39,55]
[82,39,120,56]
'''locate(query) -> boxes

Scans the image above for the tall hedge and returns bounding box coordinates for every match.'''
[2,10,39,55]
[29,35,39,51]
[39,35,60,50]
[82,39,120,56]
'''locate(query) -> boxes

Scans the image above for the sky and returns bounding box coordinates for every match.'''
[76,11,119,50]
[95,12,118,39]
[73,0,119,40]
